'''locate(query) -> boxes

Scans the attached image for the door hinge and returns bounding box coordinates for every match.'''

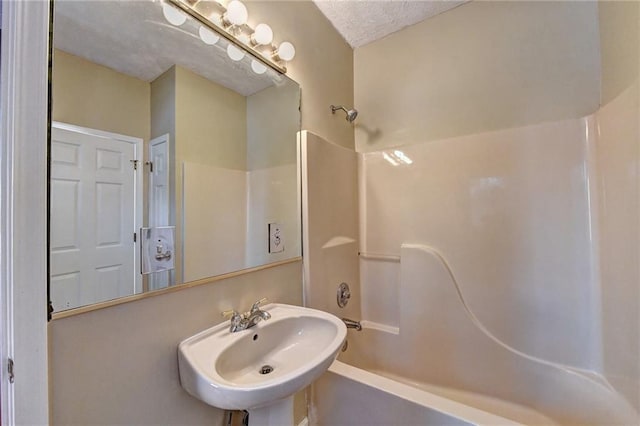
[8,358,14,384]
[130,159,139,170]
[133,232,137,243]
[146,161,153,173]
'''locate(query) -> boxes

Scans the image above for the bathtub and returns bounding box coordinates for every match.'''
[312,324,635,425]
[314,358,525,425]
[310,245,638,425]
[321,329,550,425]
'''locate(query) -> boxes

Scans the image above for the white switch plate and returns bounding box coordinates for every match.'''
[268,223,284,253]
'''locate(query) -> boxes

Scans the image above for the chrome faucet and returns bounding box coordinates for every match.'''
[342,318,362,331]
[222,298,272,333]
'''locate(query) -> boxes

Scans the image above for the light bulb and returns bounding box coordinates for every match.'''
[237,33,250,45]
[276,41,295,61]
[225,0,248,26]
[162,3,187,26]
[252,23,273,46]
[251,59,267,75]
[226,44,245,61]
[199,26,220,45]
[208,13,223,27]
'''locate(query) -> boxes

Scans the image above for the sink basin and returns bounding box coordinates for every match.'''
[178,303,347,410]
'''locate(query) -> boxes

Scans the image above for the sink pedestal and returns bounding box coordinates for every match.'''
[247,396,294,426]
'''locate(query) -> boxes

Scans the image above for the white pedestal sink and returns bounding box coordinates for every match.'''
[177,303,347,425]
[248,396,294,426]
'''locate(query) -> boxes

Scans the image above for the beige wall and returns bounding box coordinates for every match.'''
[245,82,301,270]
[50,261,303,425]
[151,66,176,142]
[49,1,354,424]
[354,1,601,152]
[247,81,300,170]
[172,66,248,283]
[150,66,177,235]
[52,49,150,143]
[183,163,247,282]
[599,1,640,105]
[596,0,640,412]
[247,0,355,150]
[176,66,247,171]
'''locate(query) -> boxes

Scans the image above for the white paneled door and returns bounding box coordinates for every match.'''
[50,124,142,311]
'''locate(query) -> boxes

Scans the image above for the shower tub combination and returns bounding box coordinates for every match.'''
[311,245,637,425]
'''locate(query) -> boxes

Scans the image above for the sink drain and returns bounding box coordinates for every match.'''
[259,365,274,375]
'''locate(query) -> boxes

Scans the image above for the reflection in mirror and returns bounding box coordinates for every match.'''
[49,0,301,313]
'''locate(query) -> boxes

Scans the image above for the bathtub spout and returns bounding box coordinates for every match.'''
[342,318,362,331]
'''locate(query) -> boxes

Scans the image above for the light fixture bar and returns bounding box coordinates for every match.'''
[167,0,288,74]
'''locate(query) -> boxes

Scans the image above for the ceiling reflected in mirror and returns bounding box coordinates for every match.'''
[54,0,284,96]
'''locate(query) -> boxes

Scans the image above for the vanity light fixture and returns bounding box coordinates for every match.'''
[198,26,220,45]
[222,0,248,27]
[162,2,187,26]
[163,0,296,74]
[236,32,251,46]
[226,44,245,61]
[251,23,273,46]
[273,41,296,62]
[251,59,267,75]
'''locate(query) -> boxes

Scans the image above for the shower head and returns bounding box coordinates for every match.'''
[331,105,358,123]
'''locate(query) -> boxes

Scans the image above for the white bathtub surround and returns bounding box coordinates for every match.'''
[303,105,638,422]
[300,131,361,319]
[352,113,639,423]
[403,244,630,423]
[359,255,400,328]
[331,244,635,424]
[358,320,398,335]
[595,81,640,412]
[360,118,600,371]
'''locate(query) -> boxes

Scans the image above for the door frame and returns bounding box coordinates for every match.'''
[148,133,170,229]
[148,133,172,291]
[0,0,50,424]
[52,121,144,295]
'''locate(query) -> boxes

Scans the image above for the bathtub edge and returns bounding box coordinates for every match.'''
[328,360,525,426]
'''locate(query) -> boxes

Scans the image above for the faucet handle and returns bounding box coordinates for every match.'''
[222,309,244,332]
[250,298,268,312]
[222,309,243,328]
[221,309,240,319]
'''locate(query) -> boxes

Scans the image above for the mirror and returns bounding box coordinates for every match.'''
[49,0,301,313]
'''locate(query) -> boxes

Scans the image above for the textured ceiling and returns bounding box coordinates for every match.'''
[312,0,470,48]
[54,0,281,96]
